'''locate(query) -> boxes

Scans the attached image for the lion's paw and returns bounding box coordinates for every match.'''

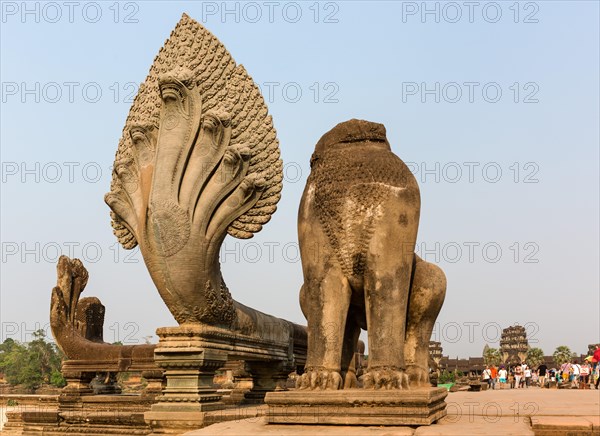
[360,367,408,390]
[343,370,358,389]
[406,364,430,388]
[296,368,343,390]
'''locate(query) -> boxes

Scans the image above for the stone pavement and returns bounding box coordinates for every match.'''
[186,388,600,435]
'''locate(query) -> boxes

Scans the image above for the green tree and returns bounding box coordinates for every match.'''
[553,346,575,366]
[0,338,28,385]
[0,330,65,389]
[438,370,455,384]
[526,347,545,368]
[483,346,502,366]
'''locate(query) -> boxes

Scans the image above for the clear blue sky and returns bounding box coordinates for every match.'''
[1,1,598,358]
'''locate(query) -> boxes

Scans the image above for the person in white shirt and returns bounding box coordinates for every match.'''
[524,366,532,388]
[514,364,523,388]
[572,360,581,388]
[482,366,492,389]
[498,367,507,389]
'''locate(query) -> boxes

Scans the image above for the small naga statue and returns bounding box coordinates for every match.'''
[50,255,155,364]
[296,120,446,390]
[105,14,282,328]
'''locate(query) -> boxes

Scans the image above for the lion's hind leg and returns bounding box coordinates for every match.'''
[404,256,447,388]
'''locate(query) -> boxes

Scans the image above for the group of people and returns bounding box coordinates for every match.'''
[481,346,600,390]
[556,359,598,389]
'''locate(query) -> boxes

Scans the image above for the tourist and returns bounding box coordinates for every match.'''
[560,361,571,385]
[538,362,548,388]
[521,362,528,388]
[571,360,581,388]
[490,364,498,390]
[524,365,532,388]
[498,366,507,389]
[593,344,600,389]
[482,365,492,389]
[580,362,591,389]
[514,364,523,388]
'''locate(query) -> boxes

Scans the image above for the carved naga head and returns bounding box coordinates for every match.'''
[104,14,283,326]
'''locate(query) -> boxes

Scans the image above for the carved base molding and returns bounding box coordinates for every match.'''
[3,396,154,435]
[10,322,303,435]
[59,356,162,401]
[143,325,228,433]
[144,406,266,435]
[144,410,214,435]
[6,404,266,436]
[265,387,448,426]
[141,324,300,432]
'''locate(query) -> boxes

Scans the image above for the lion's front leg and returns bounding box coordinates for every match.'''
[361,261,412,390]
[297,267,351,390]
[361,195,419,390]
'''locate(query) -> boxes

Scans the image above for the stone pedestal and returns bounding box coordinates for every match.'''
[243,361,291,404]
[58,367,95,409]
[141,369,165,399]
[265,388,447,426]
[60,368,95,398]
[144,326,227,434]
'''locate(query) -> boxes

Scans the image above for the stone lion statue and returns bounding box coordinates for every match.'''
[296,119,446,390]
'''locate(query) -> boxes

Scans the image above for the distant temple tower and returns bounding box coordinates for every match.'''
[499,325,529,365]
[429,341,443,370]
